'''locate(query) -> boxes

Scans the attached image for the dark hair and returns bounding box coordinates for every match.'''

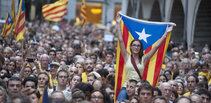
[196,81,208,90]
[152,96,167,103]
[74,82,94,100]
[159,74,169,82]
[138,83,153,95]
[8,76,22,84]
[130,39,144,59]
[186,74,199,84]
[195,88,211,100]
[129,79,138,84]
[105,51,114,57]
[91,90,112,103]
[173,96,192,103]
[72,88,86,100]
[97,69,109,78]
[22,76,38,89]
[56,69,69,78]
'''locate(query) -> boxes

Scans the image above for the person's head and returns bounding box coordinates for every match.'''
[177,81,185,95]
[92,80,102,90]
[3,47,13,58]
[130,40,143,58]
[39,54,50,70]
[22,76,38,89]
[158,74,168,85]
[10,93,31,103]
[68,66,79,78]
[186,74,199,92]
[37,72,49,87]
[96,69,109,85]
[74,82,94,100]
[87,73,96,85]
[70,75,82,89]
[107,67,115,75]
[29,90,41,103]
[129,96,139,103]
[126,79,138,98]
[198,75,208,83]
[168,80,178,92]
[0,86,7,103]
[195,88,211,103]
[71,89,86,103]
[152,96,167,103]
[190,94,202,103]
[90,90,104,103]
[104,51,114,64]
[66,47,75,58]
[138,83,153,103]
[164,70,172,80]
[22,64,33,78]
[173,96,192,103]
[89,53,98,64]
[105,85,114,101]
[50,91,66,103]
[50,62,60,77]
[57,69,69,87]
[7,76,22,96]
[48,49,56,60]
[159,82,172,101]
[84,58,94,73]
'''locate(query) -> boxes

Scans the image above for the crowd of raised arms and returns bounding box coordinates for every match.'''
[0,20,211,103]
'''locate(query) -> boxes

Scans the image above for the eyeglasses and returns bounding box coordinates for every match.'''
[132,44,141,47]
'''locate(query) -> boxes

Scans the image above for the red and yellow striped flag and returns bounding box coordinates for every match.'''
[1,14,13,38]
[42,0,68,22]
[13,0,25,41]
[114,13,175,100]
[80,0,87,25]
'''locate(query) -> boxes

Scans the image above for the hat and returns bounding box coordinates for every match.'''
[50,62,60,68]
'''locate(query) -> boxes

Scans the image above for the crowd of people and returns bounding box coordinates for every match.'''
[0,19,210,103]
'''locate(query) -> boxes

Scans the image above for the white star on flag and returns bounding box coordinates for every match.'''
[135,28,151,43]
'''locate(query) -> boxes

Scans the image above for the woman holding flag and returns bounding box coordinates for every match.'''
[116,15,170,101]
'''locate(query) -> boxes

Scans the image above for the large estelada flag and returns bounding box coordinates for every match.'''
[42,0,68,22]
[114,13,175,100]
[1,14,13,38]
[13,0,25,41]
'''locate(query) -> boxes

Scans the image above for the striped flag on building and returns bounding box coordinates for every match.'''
[114,13,175,100]
[13,0,25,41]
[42,0,68,22]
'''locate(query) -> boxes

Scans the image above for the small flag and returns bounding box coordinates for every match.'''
[1,14,13,38]
[42,0,68,22]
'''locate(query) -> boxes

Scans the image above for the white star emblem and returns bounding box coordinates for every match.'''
[135,29,151,43]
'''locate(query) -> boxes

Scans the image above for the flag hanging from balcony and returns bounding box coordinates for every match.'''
[1,14,13,38]
[42,0,68,22]
[114,12,175,100]
[13,0,25,41]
